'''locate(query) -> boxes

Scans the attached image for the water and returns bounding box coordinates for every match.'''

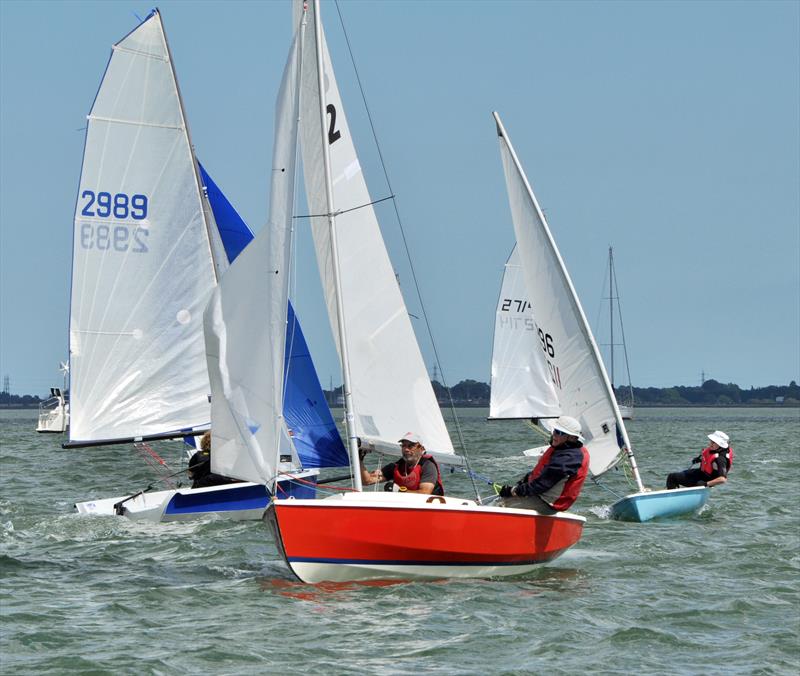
[2,407,798,675]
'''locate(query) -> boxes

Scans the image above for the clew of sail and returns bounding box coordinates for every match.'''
[494,113,627,478]
[204,27,302,487]
[294,0,454,456]
[69,11,219,444]
[489,246,561,420]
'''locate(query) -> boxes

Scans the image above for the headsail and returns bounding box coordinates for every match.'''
[294,0,454,456]
[205,26,302,486]
[69,10,218,444]
[494,112,629,478]
[489,246,561,420]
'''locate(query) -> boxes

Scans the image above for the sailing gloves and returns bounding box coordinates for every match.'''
[493,483,513,498]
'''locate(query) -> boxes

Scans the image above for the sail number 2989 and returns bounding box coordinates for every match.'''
[80,191,148,220]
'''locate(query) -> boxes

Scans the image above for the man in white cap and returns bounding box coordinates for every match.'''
[359,432,444,495]
[666,430,734,489]
[494,415,590,513]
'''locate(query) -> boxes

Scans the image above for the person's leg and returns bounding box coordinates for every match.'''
[666,468,705,489]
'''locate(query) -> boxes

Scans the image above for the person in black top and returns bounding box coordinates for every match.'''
[359,432,444,495]
[666,430,733,489]
[187,431,239,489]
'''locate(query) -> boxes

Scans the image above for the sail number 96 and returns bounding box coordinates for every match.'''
[80,190,148,220]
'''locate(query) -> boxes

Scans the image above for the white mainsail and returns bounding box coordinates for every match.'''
[204,28,302,486]
[489,246,561,420]
[494,112,630,478]
[294,0,454,455]
[69,11,222,444]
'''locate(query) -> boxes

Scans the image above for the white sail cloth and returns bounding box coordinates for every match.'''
[69,11,220,443]
[294,1,454,455]
[494,113,625,477]
[204,31,302,486]
[489,246,561,419]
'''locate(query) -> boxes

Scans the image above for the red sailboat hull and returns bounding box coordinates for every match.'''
[267,492,585,583]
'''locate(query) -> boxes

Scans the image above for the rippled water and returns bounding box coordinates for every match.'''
[2,407,798,674]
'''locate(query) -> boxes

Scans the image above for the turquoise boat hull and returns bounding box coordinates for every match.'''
[610,486,709,522]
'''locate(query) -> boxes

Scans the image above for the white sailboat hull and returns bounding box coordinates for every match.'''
[75,471,319,522]
[618,404,634,420]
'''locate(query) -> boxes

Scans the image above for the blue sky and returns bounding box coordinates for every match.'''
[1,0,798,396]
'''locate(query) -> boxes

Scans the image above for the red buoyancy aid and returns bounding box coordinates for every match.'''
[700,445,734,475]
[392,454,444,495]
[530,444,590,511]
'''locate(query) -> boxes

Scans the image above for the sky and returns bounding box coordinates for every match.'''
[1,0,798,397]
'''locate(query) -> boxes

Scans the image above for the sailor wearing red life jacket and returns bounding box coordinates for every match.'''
[358,432,444,496]
[495,415,590,513]
[666,430,733,490]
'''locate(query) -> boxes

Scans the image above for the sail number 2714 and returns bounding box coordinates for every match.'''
[79,191,149,253]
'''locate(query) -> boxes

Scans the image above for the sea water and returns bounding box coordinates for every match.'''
[1,407,798,675]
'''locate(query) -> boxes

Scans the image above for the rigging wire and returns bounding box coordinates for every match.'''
[332,0,481,500]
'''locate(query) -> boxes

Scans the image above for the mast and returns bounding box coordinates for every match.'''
[311,0,362,490]
[609,246,615,390]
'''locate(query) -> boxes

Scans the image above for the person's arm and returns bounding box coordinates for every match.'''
[705,457,728,488]
[361,461,390,485]
[513,451,578,497]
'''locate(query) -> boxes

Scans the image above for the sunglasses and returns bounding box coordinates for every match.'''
[552,429,569,436]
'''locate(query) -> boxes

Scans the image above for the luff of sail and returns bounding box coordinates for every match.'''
[294,0,454,456]
[489,246,561,420]
[493,112,628,478]
[204,25,302,486]
[69,10,218,444]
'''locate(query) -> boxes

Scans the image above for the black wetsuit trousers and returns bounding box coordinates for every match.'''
[666,468,707,489]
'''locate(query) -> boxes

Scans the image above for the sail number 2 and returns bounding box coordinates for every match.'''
[79,191,149,253]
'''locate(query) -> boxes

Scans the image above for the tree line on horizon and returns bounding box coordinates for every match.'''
[1,378,797,408]
[323,378,799,407]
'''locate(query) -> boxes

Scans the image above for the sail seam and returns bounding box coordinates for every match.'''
[111,45,168,61]
[87,115,183,131]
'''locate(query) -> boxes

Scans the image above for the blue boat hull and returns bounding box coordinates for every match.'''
[610,486,709,522]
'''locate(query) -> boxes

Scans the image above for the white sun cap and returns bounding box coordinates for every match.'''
[547,415,584,442]
[707,430,730,448]
[398,432,423,445]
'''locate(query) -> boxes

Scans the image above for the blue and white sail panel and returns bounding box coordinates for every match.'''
[206,28,301,486]
[285,303,348,468]
[199,163,253,264]
[69,10,216,444]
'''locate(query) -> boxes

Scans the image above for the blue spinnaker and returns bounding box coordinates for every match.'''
[200,163,347,468]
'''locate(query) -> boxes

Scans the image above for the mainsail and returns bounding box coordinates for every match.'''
[294,0,454,456]
[489,246,561,420]
[494,112,630,478]
[69,11,219,444]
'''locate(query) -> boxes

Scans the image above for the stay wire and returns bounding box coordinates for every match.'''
[332,0,480,501]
